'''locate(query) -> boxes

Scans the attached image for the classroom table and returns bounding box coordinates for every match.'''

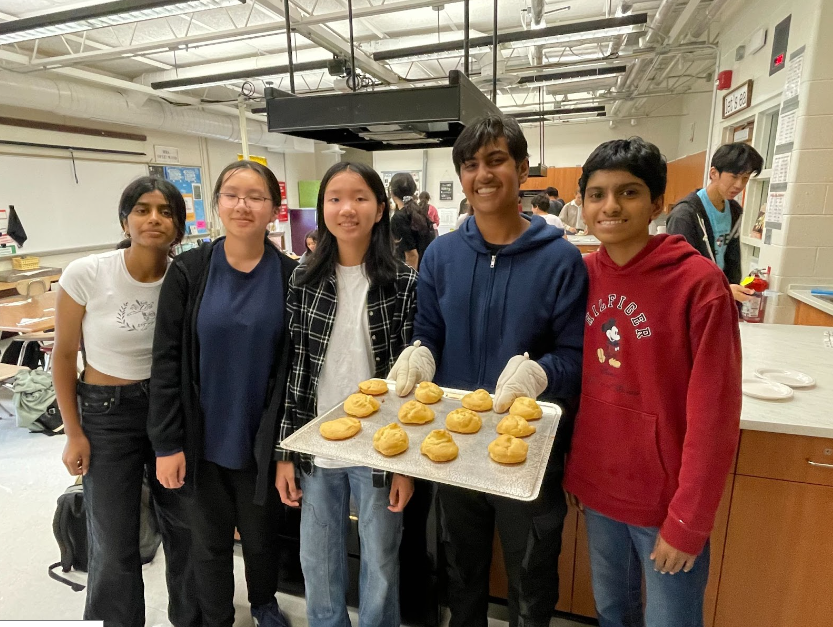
[0,267,62,296]
[0,292,57,333]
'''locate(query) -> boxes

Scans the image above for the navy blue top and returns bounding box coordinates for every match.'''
[197,242,284,469]
[413,215,587,399]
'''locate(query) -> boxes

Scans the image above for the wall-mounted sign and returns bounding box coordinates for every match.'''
[439,181,454,201]
[153,145,180,164]
[723,80,754,119]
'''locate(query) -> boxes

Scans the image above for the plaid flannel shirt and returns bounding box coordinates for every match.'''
[276,263,417,486]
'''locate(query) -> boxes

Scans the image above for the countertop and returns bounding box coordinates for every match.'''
[740,323,833,438]
[566,234,601,246]
[787,284,833,317]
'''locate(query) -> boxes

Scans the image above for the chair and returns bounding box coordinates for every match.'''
[15,279,48,297]
[14,331,55,369]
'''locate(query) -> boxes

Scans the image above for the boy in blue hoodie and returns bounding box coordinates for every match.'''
[389,115,588,627]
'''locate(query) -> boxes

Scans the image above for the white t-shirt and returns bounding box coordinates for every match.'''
[59,249,167,380]
[314,264,374,469]
[536,212,565,229]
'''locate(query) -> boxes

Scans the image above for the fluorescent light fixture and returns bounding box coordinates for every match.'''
[152,59,330,91]
[511,105,606,119]
[0,0,246,46]
[373,14,647,64]
[517,65,626,89]
[509,24,644,49]
[382,45,492,64]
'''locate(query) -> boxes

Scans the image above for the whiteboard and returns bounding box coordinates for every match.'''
[0,154,149,256]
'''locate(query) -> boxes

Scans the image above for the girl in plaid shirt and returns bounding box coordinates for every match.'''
[275,162,417,627]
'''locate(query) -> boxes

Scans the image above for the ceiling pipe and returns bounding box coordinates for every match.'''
[610,0,680,118]
[0,69,310,152]
[689,0,732,39]
[530,0,546,27]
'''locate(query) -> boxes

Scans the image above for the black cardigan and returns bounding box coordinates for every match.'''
[666,190,743,285]
[148,236,297,505]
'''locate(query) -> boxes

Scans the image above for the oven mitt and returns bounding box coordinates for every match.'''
[388,340,436,396]
[493,352,548,413]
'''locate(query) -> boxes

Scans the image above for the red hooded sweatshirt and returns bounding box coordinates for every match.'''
[564,234,741,555]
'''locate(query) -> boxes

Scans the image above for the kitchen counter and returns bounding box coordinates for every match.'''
[787,284,833,317]
[740,323,833,438]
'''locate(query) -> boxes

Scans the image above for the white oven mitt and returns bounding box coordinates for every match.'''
[387,340,436,396]
[493,352,548,413]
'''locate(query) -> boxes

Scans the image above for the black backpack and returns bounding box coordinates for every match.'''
[48,476,163,591]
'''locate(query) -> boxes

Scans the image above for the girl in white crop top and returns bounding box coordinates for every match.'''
[53,177,200,627]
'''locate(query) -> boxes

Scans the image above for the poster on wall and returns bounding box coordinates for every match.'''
[439,181,454,201]
[381,170,422,196]
[149,165,208,235]
[278,181,289,222]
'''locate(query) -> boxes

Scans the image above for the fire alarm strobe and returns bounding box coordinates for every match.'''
[716,70,733,91]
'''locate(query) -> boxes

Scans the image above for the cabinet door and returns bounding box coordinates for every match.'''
[714,476,833,627]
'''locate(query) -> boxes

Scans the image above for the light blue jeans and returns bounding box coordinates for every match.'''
[584,507,710,627]
[299,466,403,627]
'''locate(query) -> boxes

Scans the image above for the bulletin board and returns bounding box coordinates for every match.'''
[149,165,208,235]
[381,170,423,195]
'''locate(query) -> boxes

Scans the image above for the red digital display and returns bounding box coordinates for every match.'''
[774,53,785,66]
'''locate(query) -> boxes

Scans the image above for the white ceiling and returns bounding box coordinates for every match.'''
[0,0,728,123]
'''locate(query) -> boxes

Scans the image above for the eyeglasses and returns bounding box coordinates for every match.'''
[217,192,272,210]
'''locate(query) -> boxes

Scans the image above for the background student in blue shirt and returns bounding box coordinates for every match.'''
[667,142,763,303]
[390,114,588,627]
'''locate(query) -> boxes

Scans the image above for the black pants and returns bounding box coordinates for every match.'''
[188,460,282,627]
[437,461,567,627]
[79,380,200,627]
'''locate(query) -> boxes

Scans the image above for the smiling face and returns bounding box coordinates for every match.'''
[122,190,177,251]
[459,137,529,217]
[322,169,384,254]
[582,169,663,248]
[217,168,276,241]
[710,167,752,201]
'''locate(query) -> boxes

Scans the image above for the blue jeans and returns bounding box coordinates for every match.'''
[584,508,710,627]
[299,466,403,627]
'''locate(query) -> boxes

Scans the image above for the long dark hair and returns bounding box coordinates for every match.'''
[211,160,283,215]
[390,172,431,234]
[117,176,186,252]
[300,162,398,288]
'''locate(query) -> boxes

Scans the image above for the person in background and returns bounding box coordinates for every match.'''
[455,198,474,229]
[55,177,198,627]
[389,114,587,627]
[418,191,441,231]
[299,228,318,264]
[390,172,435,270]
[560,187,586,234]
[275,161,416,627]
[666,142,764,303]
[546,186,564,215]
[531,193,566,229]
[564,138,741,627]
[149,160,297,627]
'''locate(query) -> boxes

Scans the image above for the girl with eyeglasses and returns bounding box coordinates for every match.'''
[148,161,297,627]
[54,177,198,627]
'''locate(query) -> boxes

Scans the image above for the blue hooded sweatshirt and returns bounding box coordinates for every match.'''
[413,214,587,400]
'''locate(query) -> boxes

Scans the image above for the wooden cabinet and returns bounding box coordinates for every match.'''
[664,151,706,212]
[714,475,833,627]
[793,300,833,326]
[520,166,581,198]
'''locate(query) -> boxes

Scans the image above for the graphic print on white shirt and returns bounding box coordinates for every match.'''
[117,300,156,332]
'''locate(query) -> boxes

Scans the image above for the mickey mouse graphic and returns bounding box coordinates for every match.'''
[597,318,622,369]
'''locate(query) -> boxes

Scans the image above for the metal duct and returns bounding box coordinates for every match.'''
[530,0,545,27]
[610,0,678,118]
[689,0,731,38]
[0,70,310,152]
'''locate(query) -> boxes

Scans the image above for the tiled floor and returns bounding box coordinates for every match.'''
[0,391,588,627]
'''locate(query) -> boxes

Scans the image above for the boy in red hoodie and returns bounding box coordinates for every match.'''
[563,138,741,627]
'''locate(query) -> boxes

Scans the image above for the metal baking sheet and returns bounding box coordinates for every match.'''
[279,381,561,501]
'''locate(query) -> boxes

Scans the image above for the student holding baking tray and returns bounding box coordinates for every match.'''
[389,114,588,627]
[275,161,417,627]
